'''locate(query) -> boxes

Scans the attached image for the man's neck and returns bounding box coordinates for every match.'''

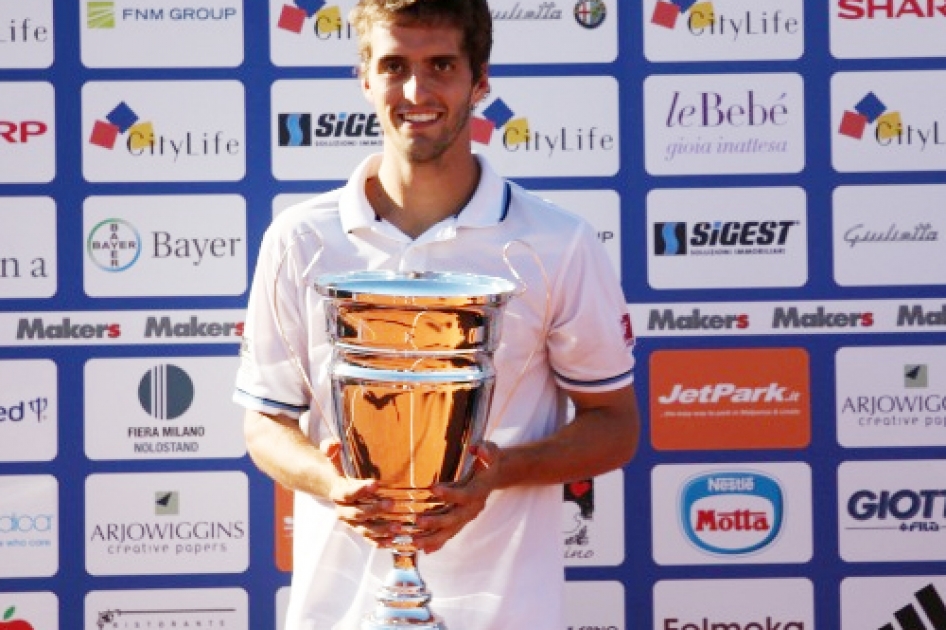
[369,153,481,239]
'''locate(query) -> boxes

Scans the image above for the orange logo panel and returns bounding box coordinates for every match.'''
[275,481,294,572]
[650,348,810,451]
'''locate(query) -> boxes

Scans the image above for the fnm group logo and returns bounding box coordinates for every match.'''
[87,1,238,28]
[839,91,903,141]
[277,1,349,37]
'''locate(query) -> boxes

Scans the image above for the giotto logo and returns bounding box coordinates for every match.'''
[0,0,54,69]
[0,196,57,299]
[652,462,812,565]
[839,460,946,562]
[85,588,247,629]
[833,184,946,287]
[83,195,247,297]
[81,0,243,68]
[472,76,619,177]
[831,0,946,59]
[490,0,618,64]
[270,0,359,67]
[86,471,249,575]
[645,73,805,175]
[646,0,803,62]
[654,578,814,630]
[833,71,946,172]
[648,187,807,289]
[0,82,55,183]
[0,475,58,578]
[82,81,245,182]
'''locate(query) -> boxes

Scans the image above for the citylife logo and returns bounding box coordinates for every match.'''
[838,91,906,142]
[645,73,805,175]
[0,0,53,70]
[839,460,946,562]
[650,0,798,35]
[277,1,349,37]
[277,111,382,147]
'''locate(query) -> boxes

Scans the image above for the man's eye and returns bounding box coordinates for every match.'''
[434,60,454,72]
[381,60,404,74]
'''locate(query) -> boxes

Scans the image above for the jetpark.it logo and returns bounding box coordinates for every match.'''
[838,91,903,141]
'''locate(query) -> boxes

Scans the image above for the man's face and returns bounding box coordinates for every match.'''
[361,21,488,166]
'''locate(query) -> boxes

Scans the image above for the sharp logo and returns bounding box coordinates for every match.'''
[0,121,48,144]
[879,583,946,630]
[838,0,946,19]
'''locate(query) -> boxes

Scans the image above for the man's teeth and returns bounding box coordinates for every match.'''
[403,112,438,122]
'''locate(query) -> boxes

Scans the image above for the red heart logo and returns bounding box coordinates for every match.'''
[568,481,591,498]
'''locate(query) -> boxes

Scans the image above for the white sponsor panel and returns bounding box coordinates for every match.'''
[647,187,807,289]
[837,345,946,448]
[269,0,359,67]
[563,469,624,567]
[0,82,55,183]
[0,309,245,346]
[276,586,291,630]
[0,475,58,578]
[85,357,245,460]
[834,184,946,287]
[654,578,814,630]
[645,73,805,175]
[0,359,57,462]
[491,0,617,64]
[833,70,946,173]
[831,0,946,59]
[474,76,619,177]
[631,298,946,337]
[0,197,57,299]
[81,0,243,68]
[842,575,946,630]
[83,195,247,297]
[85,588,248,629]
[82,80,245,182]
[652,462,812,565]
[272,79,383,181]
[839,459,946,562]
[0,591,58,629]
[565,581,625,630]
[533,190,621,276]
[86,471,249,575]
[0,0,53,68]
[644,0,804,62]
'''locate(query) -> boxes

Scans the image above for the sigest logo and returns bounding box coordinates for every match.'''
[654,219,798,256]
[278,111,381,147]
[650,348,810,451]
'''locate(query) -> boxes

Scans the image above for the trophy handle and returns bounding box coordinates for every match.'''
[486,239,552,442]
[272,228,338,441]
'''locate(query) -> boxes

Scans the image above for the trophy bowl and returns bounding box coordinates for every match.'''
[314,270,518,630]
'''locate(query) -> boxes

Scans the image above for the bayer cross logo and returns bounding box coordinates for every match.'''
[87,218,142,272]
[138,364,194,420]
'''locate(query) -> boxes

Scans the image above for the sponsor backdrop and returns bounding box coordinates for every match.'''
[0,1,944,629]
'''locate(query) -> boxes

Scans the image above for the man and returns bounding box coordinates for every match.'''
[235,0,640,627]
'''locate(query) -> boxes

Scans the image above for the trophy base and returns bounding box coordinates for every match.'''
[362,538,448,630]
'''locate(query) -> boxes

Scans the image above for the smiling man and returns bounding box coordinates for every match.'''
[235,1,640,628]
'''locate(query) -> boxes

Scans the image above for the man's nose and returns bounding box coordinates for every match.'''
[403,71,430,101]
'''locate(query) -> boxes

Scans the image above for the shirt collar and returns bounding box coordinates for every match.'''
[338,153,509,235]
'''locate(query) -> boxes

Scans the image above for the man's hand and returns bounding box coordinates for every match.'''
[411,441,503,554]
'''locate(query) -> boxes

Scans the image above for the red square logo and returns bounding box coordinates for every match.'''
[89,120,119,149]
[651,1,680,29]
[278,4,307,33]
[470,117,495,145]
[839,110,868,139]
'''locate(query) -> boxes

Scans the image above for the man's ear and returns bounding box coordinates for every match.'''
[359,66,373,103]
[471,65,490,107]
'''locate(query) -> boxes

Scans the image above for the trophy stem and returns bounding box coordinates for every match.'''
[361,536,446,630]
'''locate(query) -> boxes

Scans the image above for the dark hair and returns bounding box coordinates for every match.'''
[350,0,493,82]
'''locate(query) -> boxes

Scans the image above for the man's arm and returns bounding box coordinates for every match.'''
[243,409,397,543]
[413,383,640,552]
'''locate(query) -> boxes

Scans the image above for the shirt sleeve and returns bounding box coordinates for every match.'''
[546,220,635,393]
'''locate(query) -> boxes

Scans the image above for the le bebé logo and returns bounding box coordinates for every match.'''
[650,0,799,38]
[472,94,614,156]
[88,100,239,160]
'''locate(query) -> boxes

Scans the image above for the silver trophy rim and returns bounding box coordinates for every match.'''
[314,270,518,306]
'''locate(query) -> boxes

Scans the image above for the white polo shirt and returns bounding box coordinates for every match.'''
[235,154,635,630]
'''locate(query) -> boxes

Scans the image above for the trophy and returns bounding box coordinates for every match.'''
[314,270,518,630]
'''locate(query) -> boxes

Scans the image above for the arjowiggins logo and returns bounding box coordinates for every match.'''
[472,95,615,155]
[680,471,784,555]
[86,218,141,272]
[277,2,350,38]
[139,365,194,421]
[574,0,607,28]
[654,220,798,256]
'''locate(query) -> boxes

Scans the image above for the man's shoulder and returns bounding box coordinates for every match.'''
[505,180,591,232]
[270,188,344,233]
